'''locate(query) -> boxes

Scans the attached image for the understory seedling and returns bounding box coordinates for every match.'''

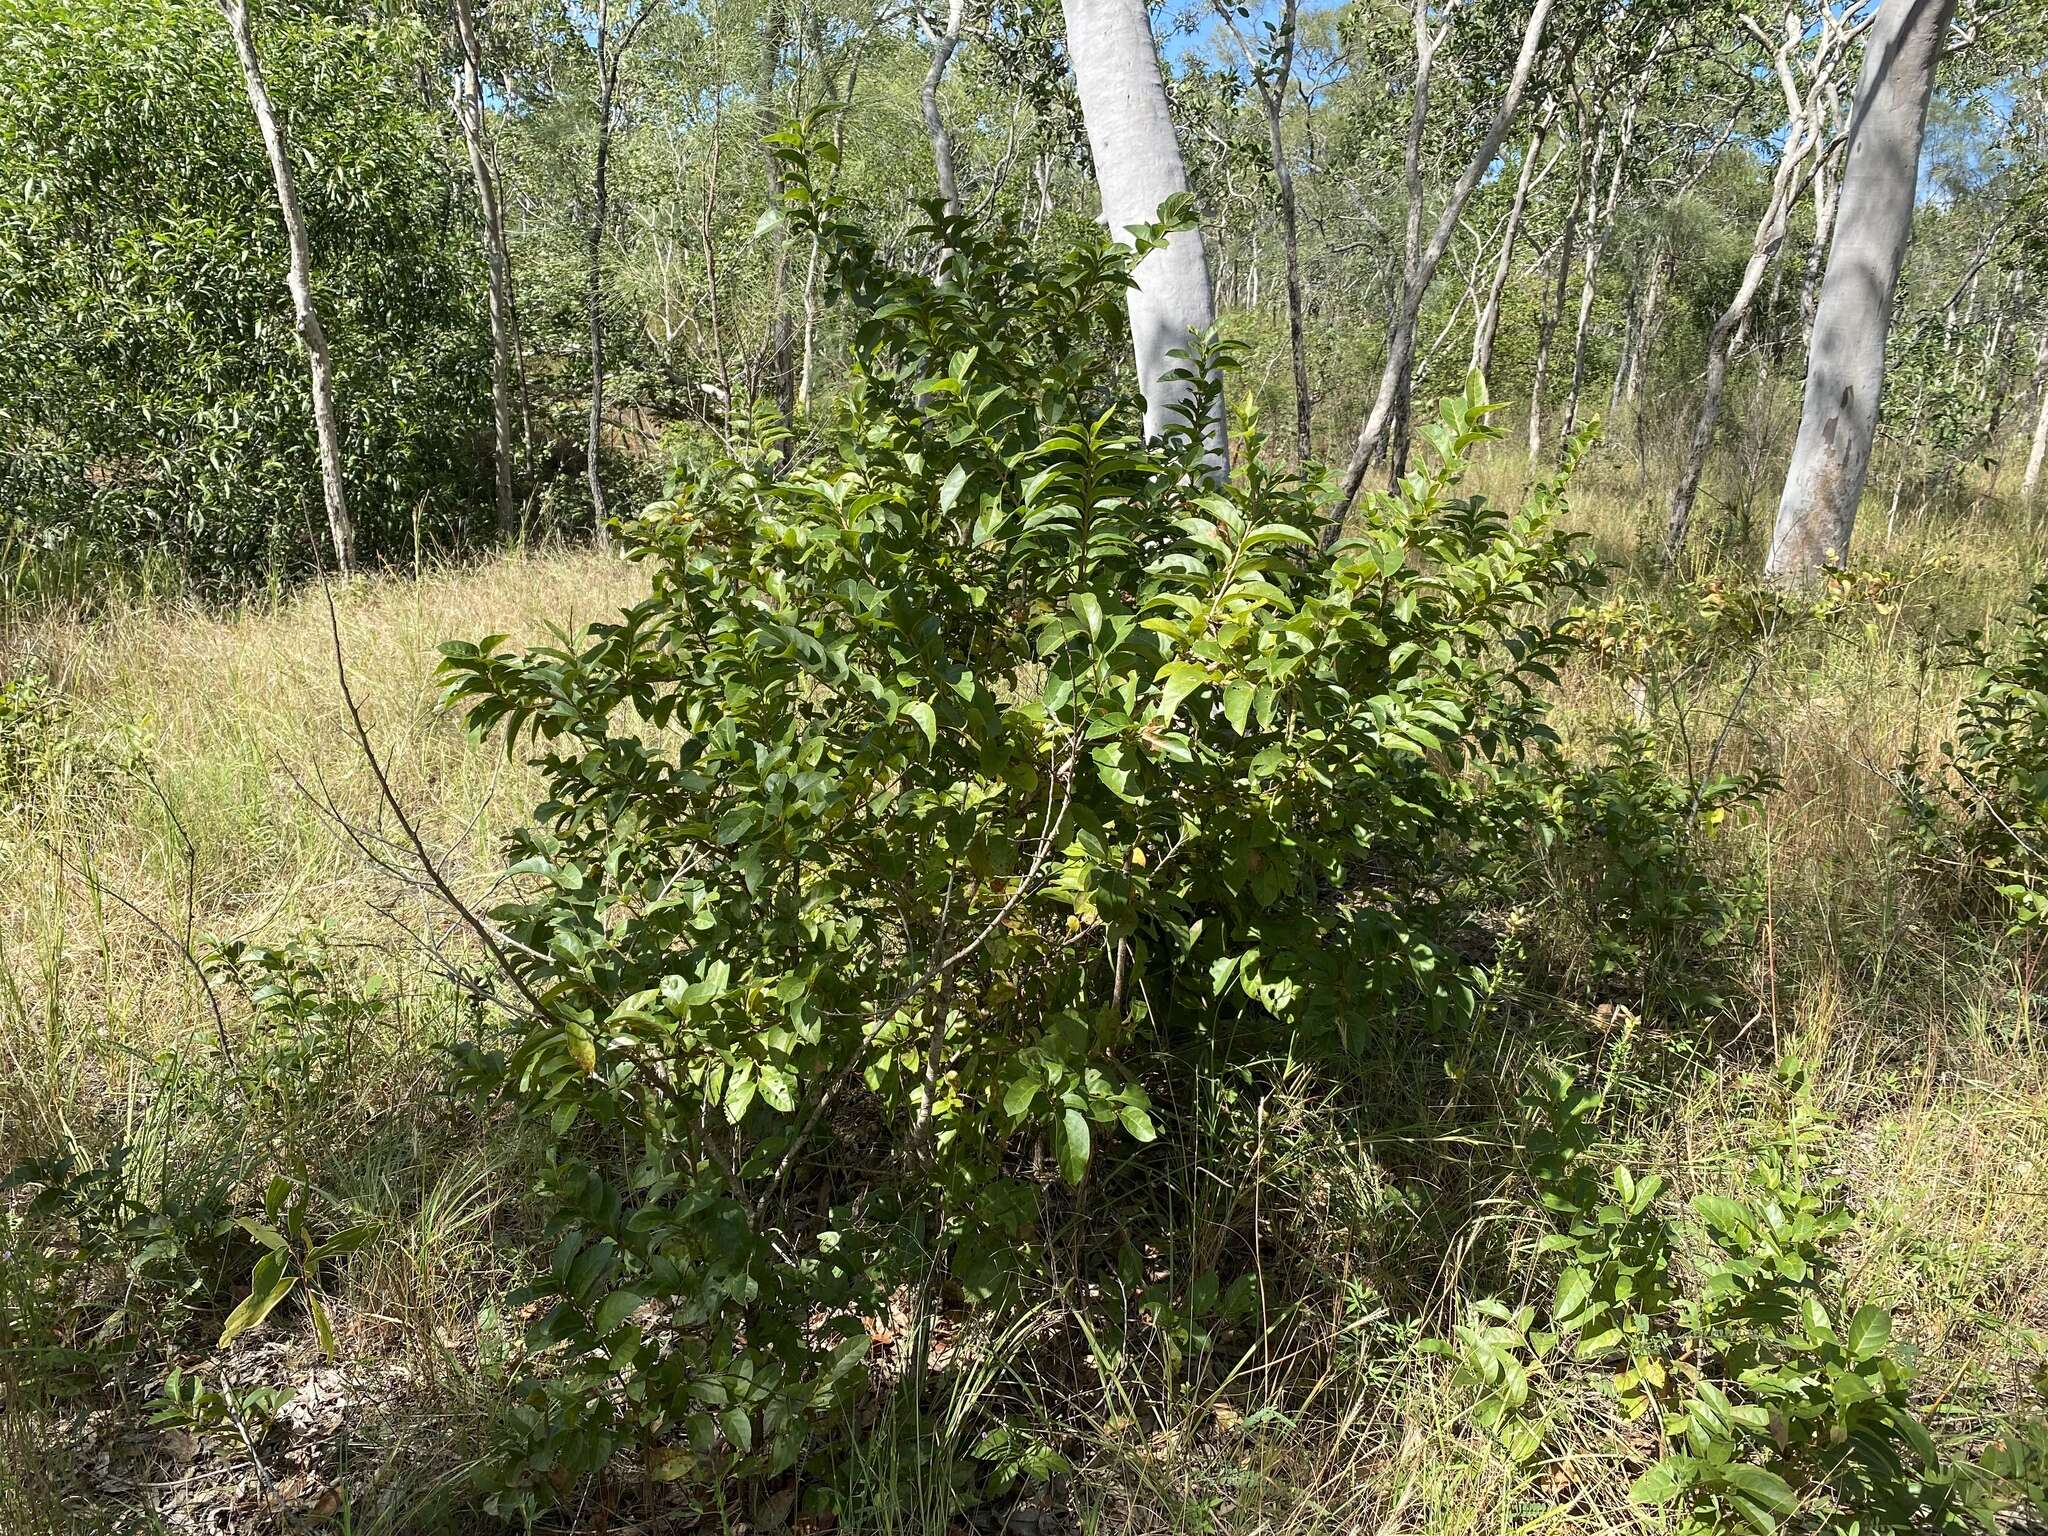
[1440,1061,1987,1534]
[220,1175,373,1357]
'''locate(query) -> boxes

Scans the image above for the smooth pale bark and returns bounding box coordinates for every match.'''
[220,0,355,575]
[919,0,967,215]
[1213,0,1309,461]
[2024,330,2048,500]
[1063,0,1226,459]
[1559,118,1618,444]
[1334,0,1557,516]
[1608,240,1654,417]
[1979,269,2020,438]
[1664,6,1857,563]
[451,0,520,536]
[1766,0,1958,582]
[1620,243,1668,406]
[1797,112,1840,342]
[699,80,733,408]
[1471,107,1554,386]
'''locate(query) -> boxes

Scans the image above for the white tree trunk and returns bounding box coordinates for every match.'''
[1797,133,1840,342]
[1559,117,1616,445]
[220,0,355,575]
[1528,155,1584,460]
[1619,243,1667,406]
[1063,0,1226,460]
[2018,330,2047,500]
[1766,0,1958,583]
[919,0,967,215]
[1664,2,1860,563]
[452,0,520,537]
[1562,45,1658,443]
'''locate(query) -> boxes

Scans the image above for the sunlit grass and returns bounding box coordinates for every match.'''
[3,449,2045,1531]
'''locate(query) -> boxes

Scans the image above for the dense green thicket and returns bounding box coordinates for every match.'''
[0,0,490,585]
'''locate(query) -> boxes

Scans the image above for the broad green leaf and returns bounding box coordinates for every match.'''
[1553,1266,1592,1322]
[307,1290,337,1359]
[1844,1304,1891,1359]
[236,1217,288,1252]
[1069,592,1104,641]
[1153,662,1209,723]
[219,1253,298,1349]
[1719,1464,1796,1514]
[307,1223,376,1263]
[938,463,969,513]
[593,1289,645,1335]
[1622,1458,1687,1507]
[1056,1108,1091,1186]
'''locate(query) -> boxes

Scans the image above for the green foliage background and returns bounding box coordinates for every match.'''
[0,0,492,584]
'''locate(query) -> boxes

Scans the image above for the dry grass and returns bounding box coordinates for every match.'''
[3,450,2047,1533]
[0,549,646,1158]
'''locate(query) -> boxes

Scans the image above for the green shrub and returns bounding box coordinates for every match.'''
[1,1137,243,1373]
[1441,1061,1986,1534]
[0,935,385,1383]
[440,131,1601,1514]
[0,668,62,812]
[1901,579,2048,933]
[1516,731,1769,1018]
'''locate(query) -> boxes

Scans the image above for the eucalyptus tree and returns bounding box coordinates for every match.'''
[1766,0,1961,582]
[1610,66,1756,415]
[1062,0,1226,458]
[1210,0,1311,461]
[452,0,523,534]
[585,0,660,544]
[2027,323,2048,498]
[1471,97,1558,385]
[919,0,971,212]
[218,0,356,574]
[1558,21,1670,442]
[1526,90,1588,457]
[1333,0,1559,517]
[1796,72,1847,340]
[1662,0,1867,564]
